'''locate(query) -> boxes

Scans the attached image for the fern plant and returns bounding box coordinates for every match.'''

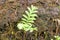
[17,5,38,32]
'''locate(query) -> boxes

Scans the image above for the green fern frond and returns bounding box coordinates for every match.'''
[17,5,38,32]
[22,5,38,24]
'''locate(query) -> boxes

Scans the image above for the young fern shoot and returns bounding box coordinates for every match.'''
[17,5,38,32]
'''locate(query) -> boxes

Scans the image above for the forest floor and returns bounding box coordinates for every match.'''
[0,0,60,40]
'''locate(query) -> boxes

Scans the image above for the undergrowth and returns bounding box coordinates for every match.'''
[17,5,38,32]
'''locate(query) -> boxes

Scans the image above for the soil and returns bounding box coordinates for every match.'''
[0,0,60,40]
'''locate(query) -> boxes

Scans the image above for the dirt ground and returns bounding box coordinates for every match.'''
[0,0,60,40]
